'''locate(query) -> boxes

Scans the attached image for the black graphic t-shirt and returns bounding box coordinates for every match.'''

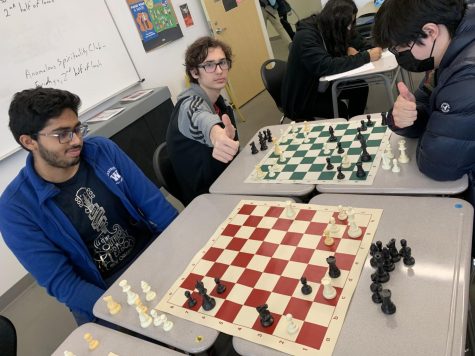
[53,160,152,280]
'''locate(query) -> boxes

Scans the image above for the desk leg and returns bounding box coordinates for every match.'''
[331,82,339,118]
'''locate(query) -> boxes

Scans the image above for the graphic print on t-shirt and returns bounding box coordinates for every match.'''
[75,186,135,272]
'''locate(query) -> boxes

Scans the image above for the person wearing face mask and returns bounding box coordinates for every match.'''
[373,0,475,224]
[281,0,382,121]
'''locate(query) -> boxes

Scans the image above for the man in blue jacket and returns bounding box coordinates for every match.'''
[0,88,178,324]
[373,0,475,251]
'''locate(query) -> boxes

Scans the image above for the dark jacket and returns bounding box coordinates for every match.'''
[167,84,238,206]
[387,7,475,197]
[281,15,370,121]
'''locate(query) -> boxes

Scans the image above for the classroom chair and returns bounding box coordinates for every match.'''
[152,142,184,206]
[0,315,17,356]
[260,59,288,124]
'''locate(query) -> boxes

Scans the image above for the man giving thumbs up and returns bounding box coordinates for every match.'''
[167,37,239,205]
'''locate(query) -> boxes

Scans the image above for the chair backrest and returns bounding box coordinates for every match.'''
[0,315,17,356]
[152,142,184,205]
[260,59,287,112]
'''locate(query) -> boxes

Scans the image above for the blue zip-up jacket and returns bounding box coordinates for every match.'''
[0,137,178,322]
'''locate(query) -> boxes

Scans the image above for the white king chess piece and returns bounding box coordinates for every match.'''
[397,139,410,164]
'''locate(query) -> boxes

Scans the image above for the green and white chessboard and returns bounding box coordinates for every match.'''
[245,120,391,185]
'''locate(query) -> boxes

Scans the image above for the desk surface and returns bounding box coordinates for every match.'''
[316,114,468,195]
[210,120,345,198]
[233,194,473,356]
[51,322,183,356]
[93,194,296,354]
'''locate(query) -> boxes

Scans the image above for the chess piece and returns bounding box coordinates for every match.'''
[326,256,341,278]
[359,137,372,162]
[369,243,379,268]
[103,295,121,315]
[325,157,334,170]
[303,120,310,132]
[300,276,312,295]
[321,277,337,299]
[371,252,390,283]
[347,214,362,238]
[256,304,274,327]
[273,137,282,155]
[279,128,288,143]
[214,277,226,294]
[136,305,152,328]
[382,247,395,272]
[184,290,197,308]
[366,114,374,127]
[337,205,348,221]
[285,200,295,218]
[329,217,339,234]
[381,152,391,170]
[385,143,394,158]
[356,127,362,141]
[399,239,408,256]
[328,126,338,142]
[323,143,331,155]
[278,151,286,163]
[371,282,383,303]
[380,289,396,314]
[337,141,345,154]
[196,280,216,311]
[254,165,265,179]
[150,309,163,326]
[341,154,351,168]
[250,141,258,154]
[160,314,174,332]
[63,351,77,356]
[268,165,276,178]
[323,228,334,246]
[381,112,388,126]
[386,238,401,263]
[290,121,297,133]
[141,281,157,302]
[336,165,345,180]
[355,161,366,178]
[266,128,273,143]
[397,139,410,163]
[286,314,299,334]
[303,131,310,143]
[259,135,268,151]
[391,159,400,173]
[402,246,415,266]
[360,119,367,131]
[119,279,138,306]
[83,332,100,350]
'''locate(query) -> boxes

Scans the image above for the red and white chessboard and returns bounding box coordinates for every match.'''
[156,200,383,355]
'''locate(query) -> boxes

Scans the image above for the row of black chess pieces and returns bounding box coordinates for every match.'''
[250,129,273,154]
[183,278,226,311]
[369,238,415,315]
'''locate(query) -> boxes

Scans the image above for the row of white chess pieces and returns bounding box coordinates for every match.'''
[101,280,174,330]
[63,333,119,355]
[382,139,409,173]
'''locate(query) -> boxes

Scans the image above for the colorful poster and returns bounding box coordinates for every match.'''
[127,0,183,51]
[179,3,194,27]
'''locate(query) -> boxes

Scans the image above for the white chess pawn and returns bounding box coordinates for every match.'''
[286,313,299,334]
[397,139,410,164]
[385,143,394,159]
[290,121,297,133]
[255,165,265,179]
[279,128,287,143]
[141,281,157,302]
[103,295,121,315]
[162,315,174,332]
[268,165,276,177]
[303,120,310,132]
[273,138,282,155]
[323,143,331,155]
[119,279,138,306]
[83,332,100,350]
[150,309,162,326]
[341,154,351,168]
[347,214,362,238]
[321,277,337,300]
[64,351,77,356]
[337,205,348,221]
[285,200,295,218]
[278,151,286,163]
[381,152,392,170]
[392,158,400,173]
[329,217,339,234]
[136,305,152,328]
[303,131,310,143]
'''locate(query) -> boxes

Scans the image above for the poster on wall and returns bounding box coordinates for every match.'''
[179,3,194,27]
[127,0,183,52]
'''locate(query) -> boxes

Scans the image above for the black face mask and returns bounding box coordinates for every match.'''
[396,39,436,72]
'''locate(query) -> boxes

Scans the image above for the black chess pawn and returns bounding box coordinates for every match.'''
[250,142,259,154]
[376,240,383,252]
[337,141,345,154]
[381,112,388,126]
[336,165,345,180]
[380,289,396,314]
[366,114,374,127]
[399,239,408,257]
[355,161,366,178]
[371,282,383,304]
[326,157,334,170]
[326,256,341,278]
[382,247,395,272]
[256,304,274,327]
[259,136,268,151]
[359,139,372,162]
[266,128,273,143]
[402,246,415,266]
[360,119,367,131]
[184,290,197,308]
[386,238,401,263]
[258,131,264,143]
[214,277,226,294]
[300,276,312,295]
[371,252,390,283]
[356,127,362,141]
[328,126,338,142]
[369,243,379,268]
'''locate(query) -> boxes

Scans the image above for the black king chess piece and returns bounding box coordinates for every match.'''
[195,280,216,311]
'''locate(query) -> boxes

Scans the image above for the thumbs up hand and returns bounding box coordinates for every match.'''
[392,82,417,128]
[210,115,239,163]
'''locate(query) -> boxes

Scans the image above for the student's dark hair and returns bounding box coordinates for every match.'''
[316,0,358,57]
[185,36,233,84]
[8,87,81,147]
[373,0,466,49]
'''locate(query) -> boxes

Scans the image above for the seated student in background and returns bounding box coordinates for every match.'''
[0,88,178,325]
[281,0,382,121]
[373,0,475,206]
[167,36,239,206]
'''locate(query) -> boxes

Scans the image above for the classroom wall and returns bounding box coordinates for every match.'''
[0,1,212,298]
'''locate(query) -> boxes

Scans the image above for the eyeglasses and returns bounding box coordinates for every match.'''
[34,124,89,144]
[389,41,417,57]
[197,59,232,73]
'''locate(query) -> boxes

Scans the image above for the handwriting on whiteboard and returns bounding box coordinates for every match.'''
[1,0,57,19]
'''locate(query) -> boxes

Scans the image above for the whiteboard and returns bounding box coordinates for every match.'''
[0,0,141,159]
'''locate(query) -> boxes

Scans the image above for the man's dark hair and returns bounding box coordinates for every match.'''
[316,0,358,57]
[185,36,233,84]
[9,87,81,147]
[373,0,466,49]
